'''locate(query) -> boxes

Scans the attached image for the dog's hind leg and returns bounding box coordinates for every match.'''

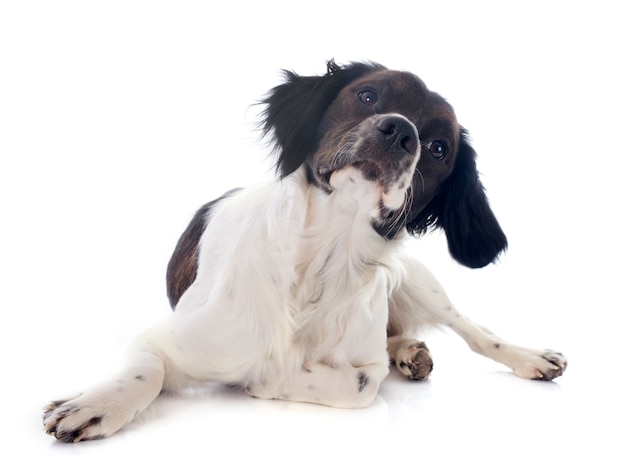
[387,336,433,380]
[247,361,389,409]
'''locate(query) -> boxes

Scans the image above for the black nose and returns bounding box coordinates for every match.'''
[375,115,418,155]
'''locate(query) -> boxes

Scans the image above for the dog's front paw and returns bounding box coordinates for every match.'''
[43,392,134,442]
[512,349,567,381]
[393,341,433,380]
[44,396,106,442]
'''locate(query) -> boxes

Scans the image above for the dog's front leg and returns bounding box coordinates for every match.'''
[247,362,389,409]
[43,345,165,442]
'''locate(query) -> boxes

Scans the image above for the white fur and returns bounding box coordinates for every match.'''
[43,166,566,442]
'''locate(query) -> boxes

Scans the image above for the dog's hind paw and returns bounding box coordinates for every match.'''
[392,341,433,380]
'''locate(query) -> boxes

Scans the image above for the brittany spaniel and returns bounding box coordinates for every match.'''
[44,60,567,442]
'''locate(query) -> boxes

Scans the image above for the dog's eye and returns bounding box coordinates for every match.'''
[427,140,449,160]
[358,90,378,106]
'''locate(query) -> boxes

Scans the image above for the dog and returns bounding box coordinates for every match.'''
[43,60,567,442]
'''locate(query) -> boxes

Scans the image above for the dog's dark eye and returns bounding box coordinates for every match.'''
[358,90,378,106]
[427,140,449,160]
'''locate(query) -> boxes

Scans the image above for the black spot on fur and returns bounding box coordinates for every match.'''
[358,372,369,392]
[494,343,501,349]
[87,416,102,427]
[135,374,146,381]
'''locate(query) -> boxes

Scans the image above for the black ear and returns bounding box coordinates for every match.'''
[439,132,508,267]
[407,131,507,268]
[261,60,386,178]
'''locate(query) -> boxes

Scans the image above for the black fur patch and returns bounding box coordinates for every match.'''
[357,372,369,392]
[166,188,241,308]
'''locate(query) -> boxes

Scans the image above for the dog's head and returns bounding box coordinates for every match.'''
[261,60,507,268]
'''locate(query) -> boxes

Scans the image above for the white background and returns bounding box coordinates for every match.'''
[1,1,624,459]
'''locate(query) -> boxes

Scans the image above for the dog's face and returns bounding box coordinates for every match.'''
[262,61,507,268]
[311,69,460,229]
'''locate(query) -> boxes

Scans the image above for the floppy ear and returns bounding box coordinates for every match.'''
[261,60,385,178]
[438,131,508,268]
[408,131,507,268]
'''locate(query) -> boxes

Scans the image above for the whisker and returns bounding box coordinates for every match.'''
[414,167,425,194]
[397,186,413,227]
